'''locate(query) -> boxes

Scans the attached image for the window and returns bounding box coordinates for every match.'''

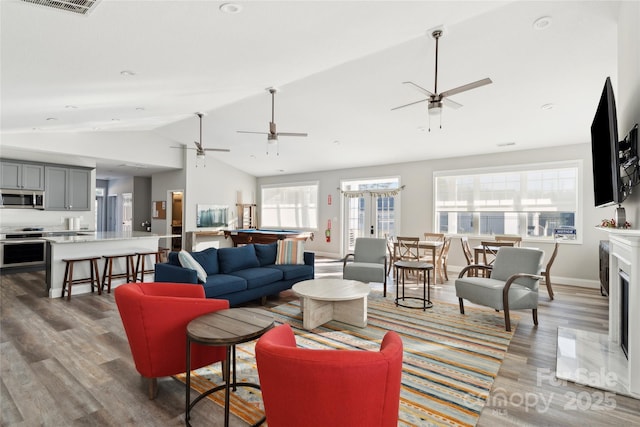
[434,161,581,240]
[261,182,318,229]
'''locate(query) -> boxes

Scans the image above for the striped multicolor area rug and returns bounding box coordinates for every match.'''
[176,295,517,426]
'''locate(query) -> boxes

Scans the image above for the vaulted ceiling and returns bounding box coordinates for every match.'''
[1,1,621,177]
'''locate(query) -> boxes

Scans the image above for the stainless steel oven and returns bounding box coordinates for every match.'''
[0,233,46,268]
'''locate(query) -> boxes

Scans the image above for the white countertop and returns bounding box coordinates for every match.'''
[44,231,163,244]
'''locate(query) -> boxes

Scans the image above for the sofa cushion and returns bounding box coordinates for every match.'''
[228,267,284,289]
[267,264,314,281]
[218,245,260,274]
[202,274,248,298]
[254,242,278,266]
[167,251,180,266]
[178,250,207,282]
[276,239,305,265]
[189,247,219,275]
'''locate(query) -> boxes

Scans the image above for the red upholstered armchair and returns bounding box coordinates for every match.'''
[255,323,403,427]
[114,282,229,399]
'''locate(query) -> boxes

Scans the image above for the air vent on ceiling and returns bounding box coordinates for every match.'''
[19,0,101,16]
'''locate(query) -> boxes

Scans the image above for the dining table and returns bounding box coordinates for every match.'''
[392,240,444,284]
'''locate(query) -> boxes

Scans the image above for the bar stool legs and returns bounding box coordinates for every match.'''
[61,257,101,301]
[135,251,162,282]
[101,254,135,294]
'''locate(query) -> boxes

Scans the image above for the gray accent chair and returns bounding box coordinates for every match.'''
[455,247,544,331]
[343,237,388,296]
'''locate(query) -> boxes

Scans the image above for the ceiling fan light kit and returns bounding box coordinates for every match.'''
[392,27,492,131]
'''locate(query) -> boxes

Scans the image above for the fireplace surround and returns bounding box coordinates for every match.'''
[556,228,639,398]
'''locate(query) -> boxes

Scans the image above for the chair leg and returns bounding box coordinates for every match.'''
[504,308,511,332]
[458,298,465,314]
[545,272,554,300]
[532,309,538,326]
[148,377,158,400]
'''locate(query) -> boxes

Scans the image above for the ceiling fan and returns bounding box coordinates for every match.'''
[172,112,230,159]
[392,29,492,130]
[237,87,308,155]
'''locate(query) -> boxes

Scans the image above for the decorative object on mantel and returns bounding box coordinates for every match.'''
[337,185,406,198]
[600,218,632,229]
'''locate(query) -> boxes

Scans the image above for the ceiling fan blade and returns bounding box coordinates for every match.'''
[203,148,231,152]
[391,98,429,111]
[440,77,492,98]
[443,97,463,109]
[277,132,308,137]
[402,81,436,97]
[194,141,203,150]
[237,130,269,135]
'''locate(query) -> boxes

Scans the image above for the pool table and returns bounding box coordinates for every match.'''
[223,229,314,246]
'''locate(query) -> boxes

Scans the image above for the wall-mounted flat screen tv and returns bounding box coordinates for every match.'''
[590,77,623,208]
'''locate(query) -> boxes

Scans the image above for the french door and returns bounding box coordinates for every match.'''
[341,177,400,254]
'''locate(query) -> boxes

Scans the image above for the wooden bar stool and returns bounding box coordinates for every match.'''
[158,247,170,263]
[101,253,136,294]
[134,250,162,282]
[61,257,101,300]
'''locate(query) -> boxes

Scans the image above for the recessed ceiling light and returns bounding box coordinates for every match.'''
[111,118,120,121]
[135,107,145,111]
[220,3,242,14]
[65,105,78,109]
[541,103,554,110]
[46,117,57,121]
[533,16,552,30]
[278,169,285,173]
[333,140,340,145]
[120,70,136,76]
[497,142,516,147]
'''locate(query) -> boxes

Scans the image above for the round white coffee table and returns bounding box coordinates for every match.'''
[292,278,370,330]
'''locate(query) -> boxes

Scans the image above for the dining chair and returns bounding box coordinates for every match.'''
[423,232,445,242]
[494,235,522,247]
[437,236,452,282]
[541,242,559,300]
[461,236,484,277]
[395,236,420,262]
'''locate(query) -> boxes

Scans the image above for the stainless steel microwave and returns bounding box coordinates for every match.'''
[0,189,45,209]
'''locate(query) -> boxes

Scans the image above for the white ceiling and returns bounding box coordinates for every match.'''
[0,0,621,178]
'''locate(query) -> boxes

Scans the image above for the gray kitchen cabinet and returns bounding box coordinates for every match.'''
[44,166,91,211]
[0,160,45,190]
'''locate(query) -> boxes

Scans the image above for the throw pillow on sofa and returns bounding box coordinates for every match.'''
[218,244,260,273]
[189,247,219,275]
[178,250,207,282]
[276,239,305,265]
[254,242,278,266]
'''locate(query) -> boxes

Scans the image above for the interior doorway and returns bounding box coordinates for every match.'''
[171,191,183,251]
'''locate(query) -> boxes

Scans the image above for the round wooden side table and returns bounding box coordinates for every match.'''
[394,260,434,311]
[185,307,275,427]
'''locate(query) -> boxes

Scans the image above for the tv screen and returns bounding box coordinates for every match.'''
[590,77,622,208]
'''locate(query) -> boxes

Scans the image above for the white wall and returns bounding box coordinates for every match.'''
[617,1,640,226]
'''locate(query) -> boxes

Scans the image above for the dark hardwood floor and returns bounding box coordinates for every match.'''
[1,259,639,426]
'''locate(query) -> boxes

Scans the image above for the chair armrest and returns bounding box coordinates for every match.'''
[502,273,543,296]
[458,264,492,278]
[342,253,355,269]
[155,262,199,284]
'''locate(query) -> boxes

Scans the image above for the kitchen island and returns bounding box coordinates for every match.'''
[44,231,164,298]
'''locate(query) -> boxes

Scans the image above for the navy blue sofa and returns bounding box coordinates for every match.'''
[154,242,314,306]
